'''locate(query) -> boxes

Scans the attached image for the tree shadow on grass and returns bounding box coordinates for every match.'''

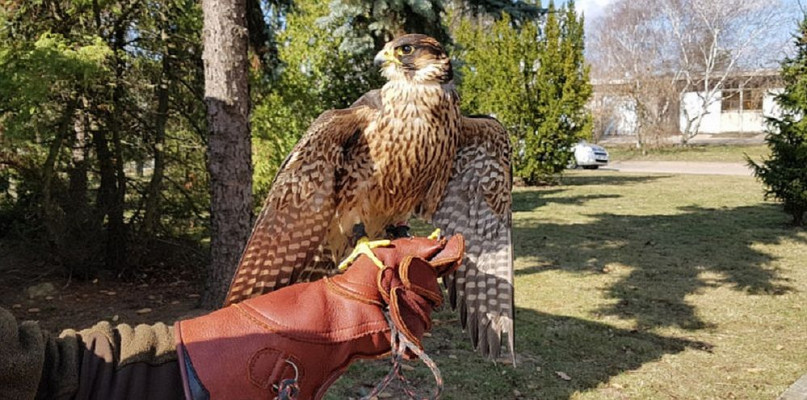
[561,174,668,187]
[329,307,710,400]
[508,308,711,399]
[514,194,797,331]
[513,175,665,212]
[512,189,621,212]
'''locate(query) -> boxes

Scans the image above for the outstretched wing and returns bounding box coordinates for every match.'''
[431,115,514,361]
[223,105,376,306]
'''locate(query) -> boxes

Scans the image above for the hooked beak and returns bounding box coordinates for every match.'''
[373,48,397,67]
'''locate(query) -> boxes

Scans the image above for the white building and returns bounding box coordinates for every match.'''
[592,70,784,138]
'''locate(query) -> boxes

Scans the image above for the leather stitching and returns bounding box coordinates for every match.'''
[235,303,390,343]
[324,277,384,306]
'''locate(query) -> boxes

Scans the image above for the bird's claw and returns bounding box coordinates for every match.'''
[428,228,441,240]
[338,237,392,271]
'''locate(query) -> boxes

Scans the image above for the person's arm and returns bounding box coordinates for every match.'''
[0,235,463,400]
[0,308,181,400]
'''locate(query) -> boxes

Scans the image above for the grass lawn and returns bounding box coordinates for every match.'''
[329,170,807,399]
[607,144,770,163]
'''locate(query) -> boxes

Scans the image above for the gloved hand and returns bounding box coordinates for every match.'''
[174,235,464,400]
[0,307,46,400]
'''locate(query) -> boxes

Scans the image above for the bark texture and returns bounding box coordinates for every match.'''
[201,0,253,308]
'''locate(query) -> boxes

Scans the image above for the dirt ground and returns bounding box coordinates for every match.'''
[0,239,205,333]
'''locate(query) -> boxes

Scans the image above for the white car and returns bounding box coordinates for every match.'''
[570,141,609,169]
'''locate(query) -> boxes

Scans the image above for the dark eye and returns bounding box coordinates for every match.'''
[400,45,414,55]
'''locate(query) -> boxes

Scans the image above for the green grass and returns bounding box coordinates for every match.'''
[607,144,770,163]
[327,170,807,399]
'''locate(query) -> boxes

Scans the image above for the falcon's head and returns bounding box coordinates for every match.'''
[374,34,453,84]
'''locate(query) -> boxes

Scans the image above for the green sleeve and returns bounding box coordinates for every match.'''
[0,307,183,400]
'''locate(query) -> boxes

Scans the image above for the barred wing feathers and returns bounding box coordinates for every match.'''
[223,106,375,306]
[431,115,514,361]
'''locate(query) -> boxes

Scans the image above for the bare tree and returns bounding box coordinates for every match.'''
[588,0,680,148]
[201,0,253,308]
[589,0,792,146]
[662,0,789,144]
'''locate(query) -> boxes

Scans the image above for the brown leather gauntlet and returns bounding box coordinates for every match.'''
[174,235,464,400]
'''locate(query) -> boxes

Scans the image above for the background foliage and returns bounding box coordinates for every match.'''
[750,14,807,226]
[454,1,592,184]
[0,0,590,275]
[0,0,208,275]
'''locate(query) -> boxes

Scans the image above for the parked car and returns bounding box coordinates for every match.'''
[570,140,609,169]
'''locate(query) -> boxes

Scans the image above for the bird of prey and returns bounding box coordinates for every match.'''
[224,34,514,360]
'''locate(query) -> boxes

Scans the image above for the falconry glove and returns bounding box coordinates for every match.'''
[174,235,464,400]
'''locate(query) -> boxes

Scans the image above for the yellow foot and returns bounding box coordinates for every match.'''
[428,228,441,240]
[338,237,392,271]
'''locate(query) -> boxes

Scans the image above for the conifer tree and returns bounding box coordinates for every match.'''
[318,0,544,55]
[528,0,591,182]
[455,0,592,184]
[749,15,807,226]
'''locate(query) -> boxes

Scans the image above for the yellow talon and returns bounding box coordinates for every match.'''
[428,228,441,240]
[338,237,392,271]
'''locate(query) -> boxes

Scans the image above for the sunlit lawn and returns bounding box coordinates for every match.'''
[329,170,807,399]
[608,144,770,163]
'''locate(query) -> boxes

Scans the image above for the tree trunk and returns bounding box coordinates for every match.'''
[201,0,253,308]
[102,23,130,273]
[109,112,128,272]
[41,99,77,251]
[93,122,120,264]
[142,35,171,238]
[61,101,99,273]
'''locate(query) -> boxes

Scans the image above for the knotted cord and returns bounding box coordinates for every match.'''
[361,309,443,400]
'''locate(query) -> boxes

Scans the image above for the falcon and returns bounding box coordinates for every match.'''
[224,34,514,361]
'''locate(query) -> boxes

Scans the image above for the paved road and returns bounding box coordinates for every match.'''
[606,161,754,176]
